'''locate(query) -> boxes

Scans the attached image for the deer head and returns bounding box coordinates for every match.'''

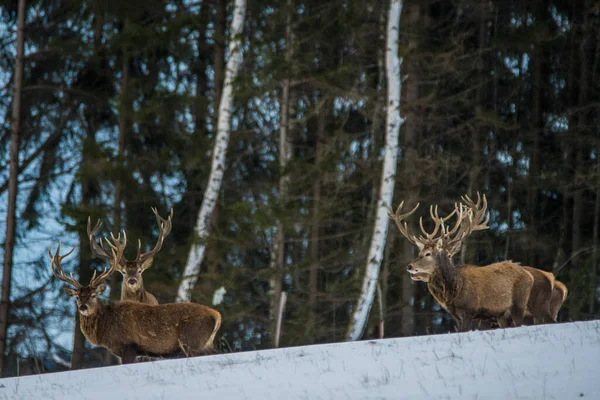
[87,208,173,293]
[388,193,490,275]
[49,238,122,316]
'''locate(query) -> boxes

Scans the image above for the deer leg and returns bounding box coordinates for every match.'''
[454,310,474,333]
[497,313,509,328]
[509,303,527,327]
[460,314,474,332]
[119,344,138,364]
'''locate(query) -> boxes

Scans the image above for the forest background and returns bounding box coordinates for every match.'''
[0,0,599,377]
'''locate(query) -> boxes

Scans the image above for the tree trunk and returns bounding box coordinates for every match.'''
[108,20,130,304]
[203,2,227,300]
[0,0,25,377]
[591,157,600,316]
[528,31,544,267]
[269,0,293,343]
[213,0,226,121]
[71,2,105,370]
[177,0,247,302]
[346,0,404,341]
[398,1,419,338]
[309,96,324,342]
[104,20,129,366]
[572,5,588,272]
[589,16,600,317]
[462,2,488,265]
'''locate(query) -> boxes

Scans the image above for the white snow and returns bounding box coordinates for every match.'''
[1,321,599,399]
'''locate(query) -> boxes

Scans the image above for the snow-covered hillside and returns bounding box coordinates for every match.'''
[1,321,599,400]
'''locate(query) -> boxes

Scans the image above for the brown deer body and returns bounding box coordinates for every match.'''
[88,208,173,305]
[410,272,499,330]
[520,266,556,323]
[49,241,221,363]
[389,193,535,332]
[425,256,533,330]
[550,280,568,320]
[78,300,221,362]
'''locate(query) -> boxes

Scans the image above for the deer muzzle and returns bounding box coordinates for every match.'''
[127,278,138,287]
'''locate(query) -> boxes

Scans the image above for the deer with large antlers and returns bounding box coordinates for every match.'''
[88,208,173,305]
[389,193,535,331]
[49,240,221,363]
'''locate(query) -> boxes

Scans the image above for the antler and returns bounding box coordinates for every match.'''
[388,201,421,246]
[389,201,460,249]
[441,192,490,255]
[48,242,80,288]
[87,217,116,261]
[460,192,490,232]
[135,208,173,263]
[88,232,124,287]
[417,205,458,243]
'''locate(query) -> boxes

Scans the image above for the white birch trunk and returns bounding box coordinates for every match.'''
[176,0,246,302]
[346,0,404,341]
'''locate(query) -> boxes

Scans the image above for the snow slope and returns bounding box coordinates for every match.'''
[1,321,599,400]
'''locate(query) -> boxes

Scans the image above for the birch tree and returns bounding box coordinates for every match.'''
[0,0,26,377]
[346,0,404,342]
[177,0,246,302]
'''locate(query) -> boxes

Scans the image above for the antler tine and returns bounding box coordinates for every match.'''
[87,217,114,260]
[103,231,128,268]
[440,203,478,255]
[441,203,467,237]
[416,204,459,243]
[89,234,123,287]
[136,208,174,262]
[48,241,81,288]
[461,192,490,231]
[388,201,421,246]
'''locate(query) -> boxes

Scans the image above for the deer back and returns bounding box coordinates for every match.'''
[437,261,533,317]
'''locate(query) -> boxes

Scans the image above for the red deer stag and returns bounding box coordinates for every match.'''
[388,194,534,332]
[87,208,173,305]
[49,240,221,363]
[410,195,561,326]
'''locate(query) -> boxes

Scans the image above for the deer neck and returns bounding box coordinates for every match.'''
[427,255,463,307]
[121,281,145,302]
[79,302,107,346]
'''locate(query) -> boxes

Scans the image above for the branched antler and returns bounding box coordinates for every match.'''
[388,201,421,246]
[87,218,114,261]
[48,242,80,288]
[136,208,173,263]
[390,192,490,254]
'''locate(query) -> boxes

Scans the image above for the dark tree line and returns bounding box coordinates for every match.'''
[0,0,599,376]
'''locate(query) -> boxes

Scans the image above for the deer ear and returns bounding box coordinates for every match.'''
[63,287,77,297]
[94,282,107,295]
[416,242,425,251]
[140,258,153,271]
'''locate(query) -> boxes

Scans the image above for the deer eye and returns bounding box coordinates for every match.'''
[424,252,432,257]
